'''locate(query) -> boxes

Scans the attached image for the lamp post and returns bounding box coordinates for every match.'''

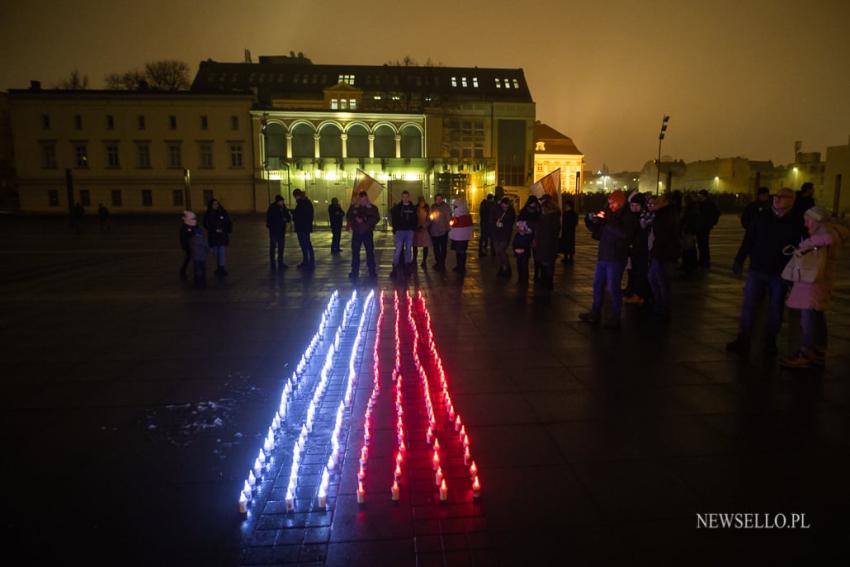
[656,115,670,195]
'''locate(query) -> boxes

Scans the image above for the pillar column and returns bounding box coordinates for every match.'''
[341,133,348,159]
[314,134,321,159]
[395,134,401,159]
[368,135,375,159]
[285,135,293,159]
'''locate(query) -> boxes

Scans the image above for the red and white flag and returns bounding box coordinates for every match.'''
[351,169,385,205]
[530,168,561,201]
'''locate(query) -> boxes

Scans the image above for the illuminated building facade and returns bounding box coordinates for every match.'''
[532,122,583,196]
[192,58,536,219]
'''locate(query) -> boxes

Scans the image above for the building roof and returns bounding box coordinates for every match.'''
[534,122,582,155]
[190,60,533,108]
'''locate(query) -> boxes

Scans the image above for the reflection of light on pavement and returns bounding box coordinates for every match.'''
[357,291,385,502]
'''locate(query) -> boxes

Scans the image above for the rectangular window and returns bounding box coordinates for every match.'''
[337,74,355,85]
[138,115,146,130]
[230,143,243,167]
[230,115,239,130]
[74,115,82,130]
[200,115,208,130]
[105,143,120,168]
[141,190,153,207]
[172,189,184,207]
[167,143,182,168]
[203,189,214,204]
[48,190,59,207]
[41,143,57,169]
[451,77,458,87]
[79,189,91,207]
[169,115,177,130]
[340,99,348,110]
[331,99,339,110]
[74,143,88,168]
[111,189,122,207]
[349,99,357,110]
[106,115,114,130]
[461,77,468,87]
[136,143,151,168]
[41,114,51,130]
[513,78,520,89]
[199,143,213,168]
[495,78,502,89]
[473,77,479,88]
[504,78,512,89]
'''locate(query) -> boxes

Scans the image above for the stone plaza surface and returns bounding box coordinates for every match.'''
[2,213,849,566]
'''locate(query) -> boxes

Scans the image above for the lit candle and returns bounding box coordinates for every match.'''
[433,438,440,451]
[435,466,443,487]
[455,415,462,432]
[239,491,248,515]
[357,482,366,504]
[432,450,440,471]
[426,426,433,444]
[243,480,252,498]
[391,480,400,501]
[439,479,448,502]
[469,460,478,479]
[394,462,402,480]
[318,486,327,510]
[463,446,471,465]
[472,475,481,499]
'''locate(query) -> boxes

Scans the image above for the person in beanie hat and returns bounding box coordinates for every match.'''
[266,195,292,270]
[448,198,473,274]
[781,206,848,368]
[579,189,638,329]
[623,192,650,305]
[179,210,199,279]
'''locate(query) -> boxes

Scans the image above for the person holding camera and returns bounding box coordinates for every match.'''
[579,190,637,329]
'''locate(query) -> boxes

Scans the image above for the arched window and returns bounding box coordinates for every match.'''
[319,124,342,158]
[400,125,422,158]
[346,124,369,158]
[374,125,396,158]
[264,123,285,167]
[291,123,315,158]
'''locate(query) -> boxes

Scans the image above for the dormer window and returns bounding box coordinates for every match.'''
[513,78,520,89]
[461,77,468,87]
[451,77,458,87]
[495,78,502,89]
[472,77,479,88]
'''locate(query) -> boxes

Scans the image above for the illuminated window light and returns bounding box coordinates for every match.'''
[451,77,457,87]
[472,77,479,88]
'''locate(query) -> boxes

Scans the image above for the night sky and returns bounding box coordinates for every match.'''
[2,0,848,171]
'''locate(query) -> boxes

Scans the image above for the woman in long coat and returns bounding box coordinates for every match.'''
[781,206,848,368]
[414,196,432,268]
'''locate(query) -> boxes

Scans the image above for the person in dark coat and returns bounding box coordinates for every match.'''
[560,196,578,263]
[491,196,516,277]
[696,189,720,269]
[792,181,816,220]
[727,187,803,355]
[478,194,494,256]
[534,193,561,289]
[514,196,540,284]
[624,192,650,305]
[740,187,770,229]
[189,219,209,288]
[328,197,345,255]
[292,189,315,269]
[203,199,232,276]
[679,193,701,278]
[179,210,199,279]
[97,203,110,232]
[389,190,418,277]
[266,195,291,270]
[347,191,380,279]
[579,190,638,329]
[646,195,681,319]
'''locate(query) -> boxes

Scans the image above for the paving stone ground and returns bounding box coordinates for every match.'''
[2,212,849,566]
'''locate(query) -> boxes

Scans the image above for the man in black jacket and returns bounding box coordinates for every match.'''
[389,190,417,277]
[740,187,770,229]
[346,191,380,279]
[478,194,494,256]
[727,187,803,354]
[266,195,291,270]
[292,189,315,269]
[328,197,345,255]
[579,190,638,329]
[696,189,720,269]
[646,195,681,318]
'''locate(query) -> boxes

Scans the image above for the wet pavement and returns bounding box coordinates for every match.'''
[2,213,849,566]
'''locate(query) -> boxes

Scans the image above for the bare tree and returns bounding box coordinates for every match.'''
[104,69,147,90]
[144,60,190,90]
[55,70,89,89]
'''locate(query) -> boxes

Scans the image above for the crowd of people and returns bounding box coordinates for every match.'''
[178,181,845,369]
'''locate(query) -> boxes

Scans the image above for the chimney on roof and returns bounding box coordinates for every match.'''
[30,80,41,90]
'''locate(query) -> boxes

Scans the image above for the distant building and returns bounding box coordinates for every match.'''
[0,91,16,209]
[8,83,255,213]
[638,157,782,196]
[581,169,641,194]
[533,122,583,194]
[824,137,850,215]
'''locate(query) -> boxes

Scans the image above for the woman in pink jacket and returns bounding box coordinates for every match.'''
[781,206,848,368]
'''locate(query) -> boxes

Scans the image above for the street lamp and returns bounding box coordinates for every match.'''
[656,115,670,195]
